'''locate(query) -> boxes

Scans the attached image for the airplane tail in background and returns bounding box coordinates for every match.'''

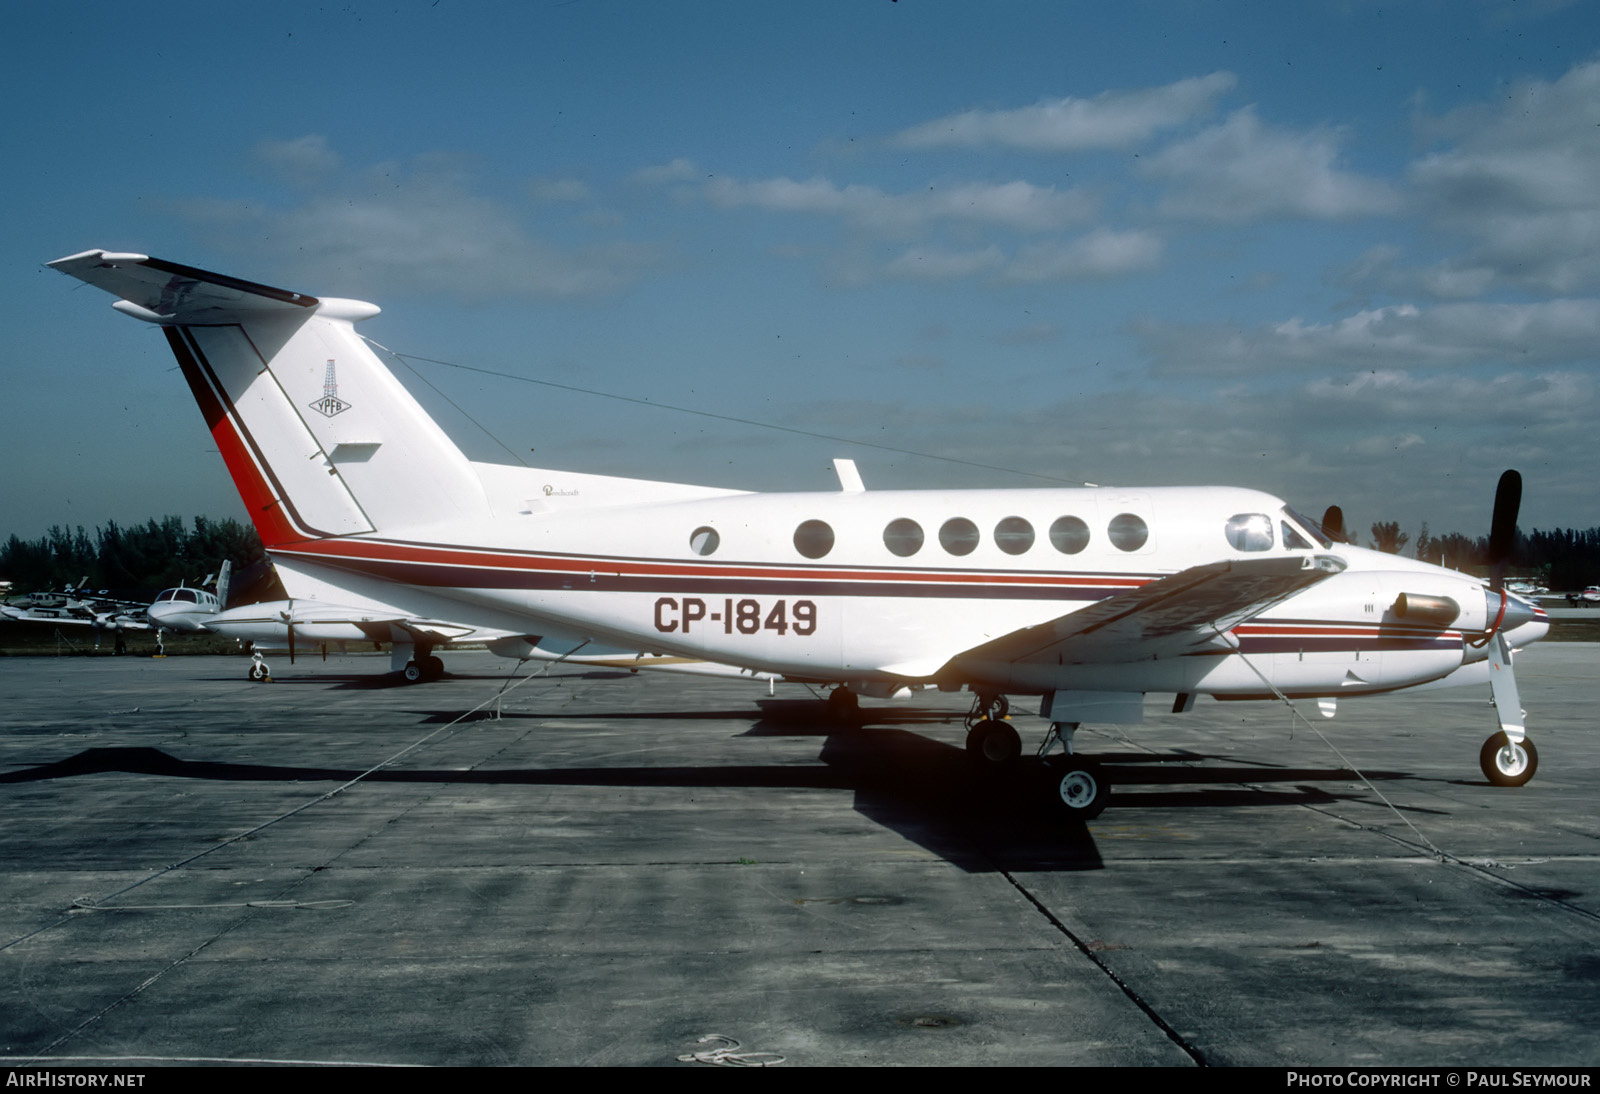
[48,251,490,549]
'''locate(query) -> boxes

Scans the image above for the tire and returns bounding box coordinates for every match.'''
[1480,731,1538,787]
[402,661,425,684]
[965,719,1021,765]
[1044,758,1110,820]
[826,687,859,721]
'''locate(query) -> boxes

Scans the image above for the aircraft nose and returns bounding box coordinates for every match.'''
[146,602,180,628]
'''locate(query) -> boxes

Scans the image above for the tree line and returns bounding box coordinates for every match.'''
[4,514,1599,603]
[1,517,273,600]
[1367,521,1599,588]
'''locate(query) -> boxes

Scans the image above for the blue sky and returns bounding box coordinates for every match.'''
[5,0,1598,546]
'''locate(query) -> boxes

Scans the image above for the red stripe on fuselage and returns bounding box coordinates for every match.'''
[165,326,305,550]
[274,534,1158,589]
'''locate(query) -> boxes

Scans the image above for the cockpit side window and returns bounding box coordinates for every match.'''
[1281,521,1313,550]
[1225,513,1274,552]
[1282,506,1334,548]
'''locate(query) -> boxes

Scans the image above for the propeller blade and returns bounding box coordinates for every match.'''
[1321,505,1346,544]
[1488,470,1522,592]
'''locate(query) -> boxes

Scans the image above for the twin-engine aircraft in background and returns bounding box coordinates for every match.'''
[144,562,230,636]
[2,565,231,650]
[49,249,1549,818]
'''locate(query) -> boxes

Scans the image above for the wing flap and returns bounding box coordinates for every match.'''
[953,554,1346,668]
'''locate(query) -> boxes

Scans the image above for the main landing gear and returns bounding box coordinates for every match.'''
[963,691,1111,821]
[1036,721,1110,821]
[401,654,446,684]
[964,691,1021,765]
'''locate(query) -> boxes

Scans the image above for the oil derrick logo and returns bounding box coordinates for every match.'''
[309,359,351,417]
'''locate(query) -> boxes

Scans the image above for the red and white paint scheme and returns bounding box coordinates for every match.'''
[49,249,1549,817]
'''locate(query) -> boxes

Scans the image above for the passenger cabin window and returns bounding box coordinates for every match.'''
[883,518,924,557]
[994,516,1035,555]
[1225,513,1274,552]
[690,526,719,556]
[939,517,980,556]
[1050,516,1090,554]
[794,519,835,559]
[1108,513,1149,552]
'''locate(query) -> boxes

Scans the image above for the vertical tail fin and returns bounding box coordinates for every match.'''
[215,560,232,611]
[49,251,489,547]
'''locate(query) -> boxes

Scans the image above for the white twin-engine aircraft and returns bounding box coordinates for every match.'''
[49,249,1549,818]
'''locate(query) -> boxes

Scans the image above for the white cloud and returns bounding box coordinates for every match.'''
[1136,298,1600,375]
[883,245,1005,281]
[251,135,341,186]
[1339,245,1497,301]
[529,177,592,203]
[1348,59,1600,297]
[1302,368,1590,428]
[893,72,1237,151]
[704,175,1097,234]
[1144,107,1400,221]
[876,230,1160,284]
[179,150,652,301]
[1004,228,1163,281]
[633,158,699,185]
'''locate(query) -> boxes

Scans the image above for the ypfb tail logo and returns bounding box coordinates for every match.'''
[309,359,351,418]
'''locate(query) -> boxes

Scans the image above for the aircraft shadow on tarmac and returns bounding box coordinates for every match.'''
[209,668,646,689]
[1,696,1442,873]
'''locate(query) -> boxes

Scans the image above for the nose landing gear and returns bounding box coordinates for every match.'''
[1480,730,1538,787]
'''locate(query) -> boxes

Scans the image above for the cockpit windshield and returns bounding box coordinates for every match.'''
[1282,507,1334,549]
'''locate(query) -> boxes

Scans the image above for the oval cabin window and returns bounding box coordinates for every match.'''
[793,519,835,559]
[994,516,1034,555]
[690,526,720,556]
[1050,516,1090,555]
[883,518,924,558]
[1107,513,1149,552]
[939,517,980,556]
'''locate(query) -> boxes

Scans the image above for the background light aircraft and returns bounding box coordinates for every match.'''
[3,564,233,651]
[144,562,231,635]
[49,249,1549,818]
[1,577,151,635]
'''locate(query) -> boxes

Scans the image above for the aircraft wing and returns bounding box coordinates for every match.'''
[949,554,1347,669]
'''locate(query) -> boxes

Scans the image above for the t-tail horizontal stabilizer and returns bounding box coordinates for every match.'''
[48,250,491,549]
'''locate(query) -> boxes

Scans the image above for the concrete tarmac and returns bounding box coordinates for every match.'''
[1,644,1596,1067]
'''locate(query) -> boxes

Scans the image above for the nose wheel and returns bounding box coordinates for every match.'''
[1480,731,1538,787]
